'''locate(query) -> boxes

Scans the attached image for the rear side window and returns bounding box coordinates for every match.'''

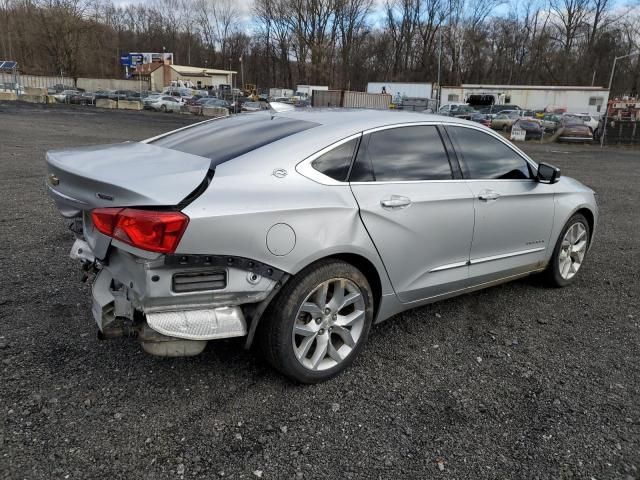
[350,126,453,182]
[311,138,358,182]
[151,115,319,169]
[447,126,532,180]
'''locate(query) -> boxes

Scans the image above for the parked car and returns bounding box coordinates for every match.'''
[69,91,96,105]
[438,103,475,119]
[142,93,164,109]
[147,95,182,112]
[0,82,25,94]
[492,110,535,131]
[470,113,492,127]
[557,117,594,143]
[53,90,80,103]
[46,111,597,383]
[94,90,115,100]
[540,113,562,132]
[479,104,522,116]
[200,98,232,112]
[566,113,598,132]
[491,113,515,131]
[47,84,72,95]
[162,87,193,101]
[242,101,263,112]
[185,94,206,106]
[511,119,543,140]
[108,90,139,101]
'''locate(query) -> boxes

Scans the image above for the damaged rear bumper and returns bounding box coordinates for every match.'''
[74,239,285,355]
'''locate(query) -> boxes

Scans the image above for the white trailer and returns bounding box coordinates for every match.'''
[440,84,609,115]
[367,82,433,100]
[295,85,329,99]
[269,88,294,98]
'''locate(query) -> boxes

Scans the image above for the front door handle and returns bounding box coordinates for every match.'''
[381,195,411,209]
[478,190,500,201]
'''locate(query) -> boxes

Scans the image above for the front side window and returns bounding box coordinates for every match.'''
[350,126,453,182]
[311,138,359,182]
[447,126,532,180]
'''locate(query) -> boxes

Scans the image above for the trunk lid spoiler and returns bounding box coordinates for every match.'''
[46,142,211,217]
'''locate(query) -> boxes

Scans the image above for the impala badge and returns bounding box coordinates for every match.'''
[48,173,59,186]
[272,168,288,179]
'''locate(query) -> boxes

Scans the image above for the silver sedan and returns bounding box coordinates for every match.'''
[46,110,598,383]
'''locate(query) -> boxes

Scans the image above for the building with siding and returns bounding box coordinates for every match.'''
[440,84,609,115]
[133,62,236,91]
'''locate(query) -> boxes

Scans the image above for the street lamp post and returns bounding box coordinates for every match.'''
[600,51,639,148]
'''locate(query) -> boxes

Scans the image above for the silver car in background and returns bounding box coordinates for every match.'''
[46,110,598,383]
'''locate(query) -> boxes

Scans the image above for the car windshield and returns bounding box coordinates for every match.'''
[519,121,538,128]
[151,115,319,169]
[245,102,261,108]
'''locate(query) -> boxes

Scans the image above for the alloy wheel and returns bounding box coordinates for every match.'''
[558,222,587,280]
[291,278,366,371]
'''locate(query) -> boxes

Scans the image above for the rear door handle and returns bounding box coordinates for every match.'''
[381,195,411,209]
[478,190,500,201]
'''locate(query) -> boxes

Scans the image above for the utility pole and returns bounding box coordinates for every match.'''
[436,27,442,112]
[601,52,639,148]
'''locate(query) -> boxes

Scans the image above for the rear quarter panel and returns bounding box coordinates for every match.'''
[178,146,394,297]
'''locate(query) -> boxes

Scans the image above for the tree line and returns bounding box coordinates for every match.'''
[1,0,639,95]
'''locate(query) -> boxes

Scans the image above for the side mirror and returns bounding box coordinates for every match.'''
[537,162,561,184]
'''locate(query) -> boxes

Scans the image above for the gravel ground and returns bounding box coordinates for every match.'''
[1,102,639,480]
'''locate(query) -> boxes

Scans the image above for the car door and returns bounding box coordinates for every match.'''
[167,97,180,112]
[445,125,555,283]
[349,124,475,303]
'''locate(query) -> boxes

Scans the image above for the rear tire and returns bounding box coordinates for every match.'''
[545,213,590,287]
[259,260,374,384]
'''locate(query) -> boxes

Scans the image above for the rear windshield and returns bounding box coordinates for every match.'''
[151,114,318,169]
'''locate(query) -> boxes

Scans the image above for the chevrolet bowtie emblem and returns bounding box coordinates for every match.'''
[48,173,60,186]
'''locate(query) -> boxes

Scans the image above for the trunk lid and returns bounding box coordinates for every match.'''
[46,141,211,218]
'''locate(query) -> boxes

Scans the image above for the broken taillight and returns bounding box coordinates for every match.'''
[91,208,189,254]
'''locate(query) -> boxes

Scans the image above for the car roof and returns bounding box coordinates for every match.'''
[274,108,473,133]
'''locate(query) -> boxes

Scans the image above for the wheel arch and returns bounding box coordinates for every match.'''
[244,251,387,349]
[327,252,382,318]
[574,207,595,243]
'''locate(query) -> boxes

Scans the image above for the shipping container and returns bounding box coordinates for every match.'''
[312,90,392,109]
[343,91,392,109]
[312,90,343,107]
[296,85,329,98]
[367,82,433,100]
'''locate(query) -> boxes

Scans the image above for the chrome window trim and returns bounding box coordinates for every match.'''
[296,120,539,186]
[295,133,362,186]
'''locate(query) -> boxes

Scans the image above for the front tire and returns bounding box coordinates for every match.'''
[545,213,590,287]
[259,260,374,383]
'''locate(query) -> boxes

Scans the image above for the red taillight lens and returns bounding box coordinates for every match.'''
[91,208,189,254]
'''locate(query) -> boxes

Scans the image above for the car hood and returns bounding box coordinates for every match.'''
[46,141,211,217]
